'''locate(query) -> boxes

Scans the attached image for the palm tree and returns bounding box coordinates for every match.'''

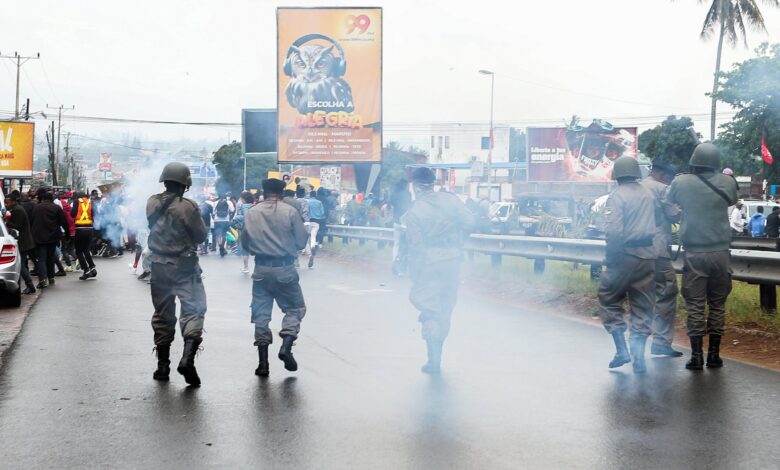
[698,0,779,140]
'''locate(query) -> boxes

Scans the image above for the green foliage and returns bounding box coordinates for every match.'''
[715,43,780,181]
[212,142,277,195]
[637,116,700,169]
[698,0,776,47]
[379,142,424,191]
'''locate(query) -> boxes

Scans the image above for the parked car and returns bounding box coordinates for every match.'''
[0,217,22,307]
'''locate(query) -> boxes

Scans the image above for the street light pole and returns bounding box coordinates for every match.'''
[479,69,495,200]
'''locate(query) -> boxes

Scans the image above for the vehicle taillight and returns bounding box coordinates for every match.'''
[0,244,16,264]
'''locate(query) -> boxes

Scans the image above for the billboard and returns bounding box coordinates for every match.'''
[527,122,638,182]
[277,7,382,163]
[99,153,112,172]
[0,121,34,177]
[242,109,277,155]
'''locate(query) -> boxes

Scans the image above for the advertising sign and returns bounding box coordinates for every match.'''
[0,121,34,177]
[527,122,638,182]
[99,153,112,172]
[242,109,277,155]
[277,7,382,163]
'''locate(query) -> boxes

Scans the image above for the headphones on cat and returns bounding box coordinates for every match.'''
[283,34,347,78]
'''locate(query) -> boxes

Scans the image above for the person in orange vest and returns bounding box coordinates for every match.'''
[71,192,97,280]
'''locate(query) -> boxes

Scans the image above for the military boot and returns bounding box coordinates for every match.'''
[421,339,443,374]
[255,345,270,377]
[651,342,684,357]
[706,334,724,368]
[685,336,704,370]
[608,329,631,369]
[278,336,298,372]
[630,336,648,374]
[177,338,202,386]
[153,345,171,381]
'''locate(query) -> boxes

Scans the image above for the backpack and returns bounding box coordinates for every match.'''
[215,199,229,218]
[199,202,212,219]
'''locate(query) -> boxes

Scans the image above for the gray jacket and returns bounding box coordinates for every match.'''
[241,199,308,257]
[146,192,208,260]
[604,181,657,261]
[641,176,681,259]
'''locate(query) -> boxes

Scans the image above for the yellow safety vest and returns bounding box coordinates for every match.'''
[75,198,93,226]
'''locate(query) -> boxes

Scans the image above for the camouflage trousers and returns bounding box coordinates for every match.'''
[251,264,307,346]
[409,257,462,342]
[681,251,732,337]
[652,257,679,347]
[599,254,656,338]
[150,260,207,346]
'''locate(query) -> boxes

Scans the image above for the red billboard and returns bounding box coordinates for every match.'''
[527,122,638,182]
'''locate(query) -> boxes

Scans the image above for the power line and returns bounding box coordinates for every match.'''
[0,51,40,119]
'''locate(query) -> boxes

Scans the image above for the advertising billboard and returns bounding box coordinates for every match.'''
[0,121,34,177]
[527,122,638,182]
[277,7,382,163]
[99,153,112,172]
[242,109,277,155]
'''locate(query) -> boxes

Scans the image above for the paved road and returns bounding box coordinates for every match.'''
[1,253,779,469]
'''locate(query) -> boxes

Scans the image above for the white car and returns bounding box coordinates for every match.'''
[0,217,22,307]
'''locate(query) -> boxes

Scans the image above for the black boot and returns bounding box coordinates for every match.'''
[686,336,704,370]
[706,334,724,368]
[278,336,298,371]
[630,336,647,374]
[608,329,631,369]
[650,342,684,357]
[255,345,270,377]
[421,339,443,374]
[153,345,171,381]
[177,338,202,386]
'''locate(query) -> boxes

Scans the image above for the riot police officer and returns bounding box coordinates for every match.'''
[404,167,475,374]
[641,161,683,357]
[241,178,309,376]
[599,156,657,374]
[147,162,208,386]
[667,143,738,370]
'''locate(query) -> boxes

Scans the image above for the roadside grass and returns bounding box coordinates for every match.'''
[324,240,780,332]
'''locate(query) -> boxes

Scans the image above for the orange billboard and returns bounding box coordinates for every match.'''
[277,7,382,163]
[0,121,34,177]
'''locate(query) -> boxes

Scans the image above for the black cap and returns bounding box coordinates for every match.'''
[412,167,435,184]
[262,178,286,194]
[651,160,676,175]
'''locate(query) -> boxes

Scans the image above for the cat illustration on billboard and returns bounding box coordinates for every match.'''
[283,34,355,115]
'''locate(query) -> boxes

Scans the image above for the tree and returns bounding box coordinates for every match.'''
[696,0,779,140]
[714,43,780,181]
[638,116,701,169]
[212,142,277,195]
[379,142,425,191]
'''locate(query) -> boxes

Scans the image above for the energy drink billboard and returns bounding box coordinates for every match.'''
[0,121,34,177]
[527,121,638,182]
[277,7,382,163]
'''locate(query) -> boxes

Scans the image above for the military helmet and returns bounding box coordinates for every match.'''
[612,156,641,180]
[159,162,192,186]
[689,143,721,170]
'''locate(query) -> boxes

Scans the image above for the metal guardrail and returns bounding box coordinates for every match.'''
[325,225,780,287]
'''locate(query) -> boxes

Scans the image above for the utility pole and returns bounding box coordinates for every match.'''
[0,51,40,120]
[479,69,495,200]
[47,104,75,176]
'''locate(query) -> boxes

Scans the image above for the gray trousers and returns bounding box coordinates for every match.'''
[652,257,679,347]
[681,251,732,337]
[251,264,307,346]
[409,257,461,342]
[150,260,207,346]
[599,254,656,338]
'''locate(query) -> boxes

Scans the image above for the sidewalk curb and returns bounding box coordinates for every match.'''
[0,290,42,370]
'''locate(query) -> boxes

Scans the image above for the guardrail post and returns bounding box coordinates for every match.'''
[491,254,502,266]
[328,234,334,244]
[359,238,366,246]
[534,258,545,275]
[342,236,349,245]
[590,264,601,280]
[378,240,385,250]
[760,284,777,314]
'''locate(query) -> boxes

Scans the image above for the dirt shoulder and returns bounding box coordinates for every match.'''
[321,247,780,373]
[0,290,41,369]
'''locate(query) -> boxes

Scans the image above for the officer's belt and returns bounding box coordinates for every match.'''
[624,238,653,248]
[254,255,296,267]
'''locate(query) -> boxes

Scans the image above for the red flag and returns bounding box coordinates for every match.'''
[762,133,774,165]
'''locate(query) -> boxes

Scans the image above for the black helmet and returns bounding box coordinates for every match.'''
[611,156,641,180]
[159,162,192,186]
[412,167,435,185]
[689,143,721,170]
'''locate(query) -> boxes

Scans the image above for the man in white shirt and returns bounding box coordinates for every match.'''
[729,201,746,235]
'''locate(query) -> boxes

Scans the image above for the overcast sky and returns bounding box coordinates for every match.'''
[4,0,780,148]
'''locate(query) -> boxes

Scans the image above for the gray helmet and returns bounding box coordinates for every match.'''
[612,156,641,180]
[159,162,192,186]
[689,143,721,170]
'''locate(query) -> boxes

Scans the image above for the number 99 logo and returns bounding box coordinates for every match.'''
[345,14,371,34]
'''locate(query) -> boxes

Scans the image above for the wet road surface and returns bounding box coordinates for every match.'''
[1,253,779,469]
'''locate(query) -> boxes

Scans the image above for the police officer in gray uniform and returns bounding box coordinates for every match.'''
[599,156,657,374]
[241,178,309,376]
[147,162,208,386]
[404,167,475,374]
[667,143,738,370]
[641,161,684,357]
